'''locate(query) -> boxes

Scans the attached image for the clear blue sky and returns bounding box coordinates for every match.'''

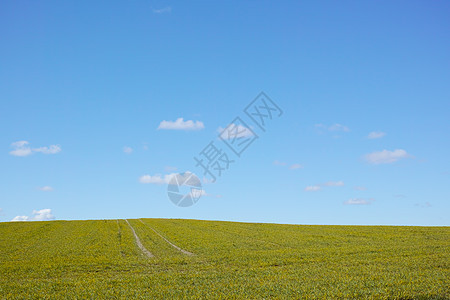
[1,1,449,225]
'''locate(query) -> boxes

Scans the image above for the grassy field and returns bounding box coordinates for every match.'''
[0,219,448,299]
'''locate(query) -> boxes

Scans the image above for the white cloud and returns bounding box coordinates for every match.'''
[11,209,54,222]
[365,149,411,164]
[273,160,287,166]
[289,163,303,170]
[33,145,61,154]
[305,185,321,192]
[158,118,204,131]
[139,174,169,184]
[218,124,254,140]
[344,198,374,205]
[11,141,29,148]
[9,141,61,157]
[274,160,303,170]
[38,186,53,192]
[368,131,386,139]
[11,215,29,221]
[9,141,32,156]
[123,146,133,154]
[139,171,199,185]
[153,6,171,14]
[323,181,344,187]
[305,181,344,191]
[202,177,215,184]
[315,123,349,132]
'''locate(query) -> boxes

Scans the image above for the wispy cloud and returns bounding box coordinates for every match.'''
[274,160,303,170]
[139,171,199,185]
[367,131,386,139]
[11,209,54,221]
[315,123,350,133]
[305,180,344,192]
[38,186,53,192]
[305,185,321,192]
[9,141,61,157]
[33,145,61,154]
[9,141,33,156]
[218,124,254,140]
[323,181,344,187]
[158,118,204,131]
[344,198,375,205]
[289,163,303,170]
[123,146,133,154]
[365,149,411,164]
[152,6,172,14]
[273,160,287,166]
[139,174,171,184]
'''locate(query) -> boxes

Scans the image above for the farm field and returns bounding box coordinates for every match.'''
[0,219,448,299]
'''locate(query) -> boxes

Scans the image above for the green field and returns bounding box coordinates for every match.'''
[0,219,448,299]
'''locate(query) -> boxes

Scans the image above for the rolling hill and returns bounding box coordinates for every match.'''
[0,219,448,298]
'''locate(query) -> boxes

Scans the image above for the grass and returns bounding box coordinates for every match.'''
[0,219,448,299]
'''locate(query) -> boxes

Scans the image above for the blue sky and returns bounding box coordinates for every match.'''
[1,1,449,225]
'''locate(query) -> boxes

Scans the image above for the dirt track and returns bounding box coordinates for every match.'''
[139,219,194,255]
[125,219,154,258]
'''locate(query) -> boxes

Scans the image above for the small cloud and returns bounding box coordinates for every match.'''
[274,160,303,170]
[139,171,198,185]
[273,160,287,166]
[9,141,32,157]
[354,186,367,191]
[139,174,169,184]
[305,185,321,192]
[289,163,303,170]
[203,177,215,184]
[323,181,344,187]
[365,149,412,164]
[305,181,344,191]
[152,6,171,14]
[11,209,54,222]
[158,118,204,131]
[123,146,133,154]
[33,145,61,154]
[9,141,61,156]
[315,123,349,133]
[368,131,386,139]
[38,186,53,192]
[218,124,254,140]
[344,198,375,205]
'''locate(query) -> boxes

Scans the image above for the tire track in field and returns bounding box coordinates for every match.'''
[139,219,194,256]
[125,220,154,258]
